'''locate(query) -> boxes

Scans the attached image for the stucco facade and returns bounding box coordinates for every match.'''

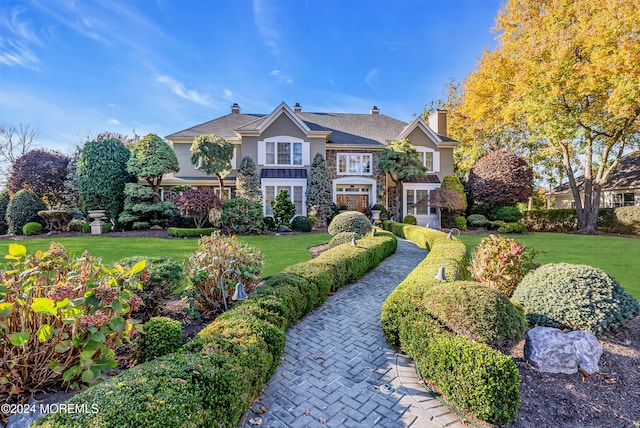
[164,102,459,226]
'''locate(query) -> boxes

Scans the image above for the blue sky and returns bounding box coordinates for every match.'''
[0,0,502,156]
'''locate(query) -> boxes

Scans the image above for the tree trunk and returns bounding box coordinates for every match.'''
[217,174,224,200]
[393,180,401,221]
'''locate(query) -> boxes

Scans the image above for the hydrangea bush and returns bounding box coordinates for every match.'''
[0,243,146,404]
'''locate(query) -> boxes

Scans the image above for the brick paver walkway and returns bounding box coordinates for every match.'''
[240,239,468,428]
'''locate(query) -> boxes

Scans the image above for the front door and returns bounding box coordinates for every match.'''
[336,194,369,212]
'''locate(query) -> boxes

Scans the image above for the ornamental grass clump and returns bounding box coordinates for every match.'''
[186,233,263,315]
[470,234,538,297]
[513,263,640,335]
[0,243,146,405]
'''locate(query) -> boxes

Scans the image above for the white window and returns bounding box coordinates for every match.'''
[259,137,309,166]
[406,189,436,216]
[262,180,307,217]
[337,153,372,175]
[415,147,439,173]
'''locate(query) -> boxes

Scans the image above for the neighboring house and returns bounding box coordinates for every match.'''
[548,154,640,209]
[164,102,459,227]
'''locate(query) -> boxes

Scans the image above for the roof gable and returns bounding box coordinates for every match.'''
[397,117,443,146]
[237,102,311,135]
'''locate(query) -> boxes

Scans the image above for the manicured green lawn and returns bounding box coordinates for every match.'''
[459,232,640,300]
[0,233,330,278]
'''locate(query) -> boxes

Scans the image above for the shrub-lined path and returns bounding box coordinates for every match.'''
[240,239,468,428]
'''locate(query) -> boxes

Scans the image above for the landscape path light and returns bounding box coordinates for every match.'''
[447,228,460,240]
[434,258,461,282]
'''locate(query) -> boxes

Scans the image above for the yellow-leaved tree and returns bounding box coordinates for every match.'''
[460,0,640,232]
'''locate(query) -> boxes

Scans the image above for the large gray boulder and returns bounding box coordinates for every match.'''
[566,330,603,374]
[524,327,602,375]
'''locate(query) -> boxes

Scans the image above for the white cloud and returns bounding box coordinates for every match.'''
[222,88,234,101]
[108,118,121,125]
[156,75,212,107]
[253,0,281,57]
[0,7,43,69]
[365,68,380,90]
[269,69,293,84]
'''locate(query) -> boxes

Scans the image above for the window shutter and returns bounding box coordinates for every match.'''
[433,151,440,173]
[302,142,310,166]
[257,140,266,165]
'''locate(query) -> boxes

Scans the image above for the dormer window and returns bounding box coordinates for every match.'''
[258,136,309,166]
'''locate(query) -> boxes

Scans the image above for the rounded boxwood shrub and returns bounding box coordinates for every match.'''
[328,231,358,249]
[137,316,183,362]
[467,213,489,228]
[403,215,417,225]
[291,215,312,232]
[453,215,467,231]
[492,205,523,222]
[6,189,46,235]
[327,211,371,237]
[513,263,640,335]
[423,281,527,343]
[22,221,42,235]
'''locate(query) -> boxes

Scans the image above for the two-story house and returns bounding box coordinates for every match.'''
[163,102,459,227]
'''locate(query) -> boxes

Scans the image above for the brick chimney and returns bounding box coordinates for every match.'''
[293,102,302,113]
[428,109,447,137]
[231,103,240,114]
[370,105,380,115]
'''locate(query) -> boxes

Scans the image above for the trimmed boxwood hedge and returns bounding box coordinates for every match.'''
[37,230,397,428]
[167,227,217,238]
[380,221,522,424]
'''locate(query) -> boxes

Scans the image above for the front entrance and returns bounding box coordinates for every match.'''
[336,185,371,212]
[336,194,369,212]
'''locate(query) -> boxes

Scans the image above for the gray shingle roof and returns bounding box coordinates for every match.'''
[553,154,640,193]
[166,108,456,147]
[166,113,264,139]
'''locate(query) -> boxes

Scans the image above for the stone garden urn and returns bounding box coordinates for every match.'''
[88,209,107,235]
[371,209,381,221]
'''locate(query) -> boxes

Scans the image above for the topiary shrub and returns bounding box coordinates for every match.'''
[137,317,183,362]
[327,211,371,237]
[403,215,417,225]
[221,198,265,235]
[470,235,538,297]
[291,216,312,232]
[423,281,527,343]
[467,213,489,228]
[453,216,467,231]
[328,231,358,249]
[492,205,523,222]
[6,189,46,235]
[117,256,183,318]
[513,263,640,335]
[22,221,42,235]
